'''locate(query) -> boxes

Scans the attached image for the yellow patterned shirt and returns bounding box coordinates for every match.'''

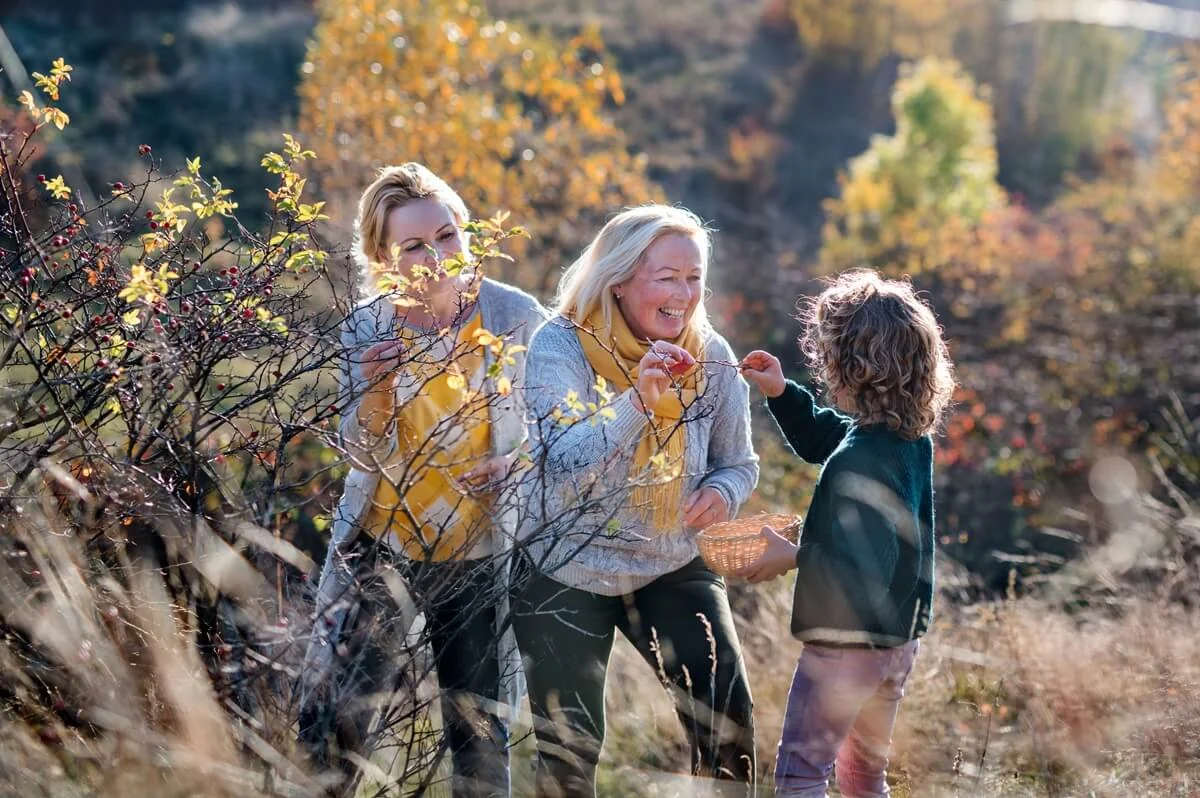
[364,312,494,561]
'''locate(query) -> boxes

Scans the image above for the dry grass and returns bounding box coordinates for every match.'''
[596,577,1200,798]
[3,465,1200,797]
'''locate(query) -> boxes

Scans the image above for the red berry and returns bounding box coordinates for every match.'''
[138,144,151,155]
[112,181,125,191]
[149,221,158,230]
[166,383,175,390]
[37,174,46,182]
[216,383,226,391]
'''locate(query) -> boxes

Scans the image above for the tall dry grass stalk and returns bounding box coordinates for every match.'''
[0,468,323,797]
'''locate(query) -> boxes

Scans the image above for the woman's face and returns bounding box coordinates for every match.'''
[613,233,704,341]
[377,198,468,289]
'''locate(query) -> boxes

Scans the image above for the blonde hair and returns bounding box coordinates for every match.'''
[555,204,713,338]
[802,269,956,440]
[352,163,470,297]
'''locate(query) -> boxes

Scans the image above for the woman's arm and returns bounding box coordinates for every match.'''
[337,303,400,469]
[698,337,760,517]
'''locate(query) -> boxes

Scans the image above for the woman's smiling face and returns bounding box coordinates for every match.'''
[613,233,705,341]
[377,198,468,284]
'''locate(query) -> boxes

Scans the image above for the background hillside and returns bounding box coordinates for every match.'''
[2,1,1199,795]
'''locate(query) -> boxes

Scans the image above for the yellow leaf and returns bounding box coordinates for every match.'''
[495,375,512,396]
[446,372,466,392]
[473,329,499,347]
[44,175,71,200]
[46,108,69,130]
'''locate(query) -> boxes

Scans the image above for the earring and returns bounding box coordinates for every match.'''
[614,292,622,300]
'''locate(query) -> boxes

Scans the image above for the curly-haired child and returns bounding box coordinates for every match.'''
[738,269,956,798]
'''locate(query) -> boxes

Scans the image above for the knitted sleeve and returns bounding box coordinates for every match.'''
[697,334,760,516]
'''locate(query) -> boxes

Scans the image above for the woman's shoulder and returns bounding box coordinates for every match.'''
[480,277,549,320]
[700,326,736,363]
[529,314,579,350]
[343,295,393,338]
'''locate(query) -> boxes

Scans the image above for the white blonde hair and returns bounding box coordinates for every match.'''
[555,204,714,338]
[352,163,470,298]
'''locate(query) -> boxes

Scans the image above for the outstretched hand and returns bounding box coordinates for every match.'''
[735,526,800,583]
[739,350,786,399]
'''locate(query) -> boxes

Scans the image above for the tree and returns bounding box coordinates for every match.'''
[297,0,661,294]
[778,0,964,69]
[819,56,1004,275]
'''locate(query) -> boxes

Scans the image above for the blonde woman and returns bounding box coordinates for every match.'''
[298,163,546,798]
[512,205,760,796]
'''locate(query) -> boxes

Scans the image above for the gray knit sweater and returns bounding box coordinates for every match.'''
[520,315,759,596]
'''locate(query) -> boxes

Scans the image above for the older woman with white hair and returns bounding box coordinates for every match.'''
[298,162,546,798]
[512,205,760,797]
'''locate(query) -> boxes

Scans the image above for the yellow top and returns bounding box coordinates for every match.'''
[364,312,494,561]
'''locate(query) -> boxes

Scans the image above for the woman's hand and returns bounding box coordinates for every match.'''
[360,339,405,386]
[632,341,695,412]
[739,350,786,399]
[356,339,405,437]
[459,452,516,493]
[736,526,799,583]
[683,486,729,529]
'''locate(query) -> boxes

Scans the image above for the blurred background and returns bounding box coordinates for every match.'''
[3,1,1200,795]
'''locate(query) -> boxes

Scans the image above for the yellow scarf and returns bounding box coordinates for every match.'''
[574,306,705,530]
[366,312,493,561]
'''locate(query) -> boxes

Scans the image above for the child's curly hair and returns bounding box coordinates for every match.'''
[801,269,955,440]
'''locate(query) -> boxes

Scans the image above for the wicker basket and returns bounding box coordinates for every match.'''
[696,512,802,578]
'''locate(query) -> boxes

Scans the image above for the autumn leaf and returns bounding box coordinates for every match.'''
[44,175,71,200]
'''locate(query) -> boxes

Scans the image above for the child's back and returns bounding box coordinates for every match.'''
[768,384,935,647]
[739,269,954,798]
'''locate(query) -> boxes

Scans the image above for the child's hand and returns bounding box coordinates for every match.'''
[739,350,786,399]
[736,526,799,583]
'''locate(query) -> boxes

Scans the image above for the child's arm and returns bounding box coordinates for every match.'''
[741,350,852,464]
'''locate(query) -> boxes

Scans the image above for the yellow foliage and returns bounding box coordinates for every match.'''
[298,0,660,293]
[821,57,1003,276]
[784,0,978,68]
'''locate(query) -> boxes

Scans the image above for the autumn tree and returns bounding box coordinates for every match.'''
[298,0,660,294]
[775,0,966,69]
[819,56,1004,276]
[813,48,1200,584]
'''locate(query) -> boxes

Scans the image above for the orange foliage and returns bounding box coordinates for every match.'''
[298,0,661,293]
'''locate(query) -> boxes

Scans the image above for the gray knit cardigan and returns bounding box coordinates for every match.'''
[520,315,760,596]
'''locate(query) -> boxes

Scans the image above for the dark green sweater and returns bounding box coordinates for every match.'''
[767,380,935,647]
